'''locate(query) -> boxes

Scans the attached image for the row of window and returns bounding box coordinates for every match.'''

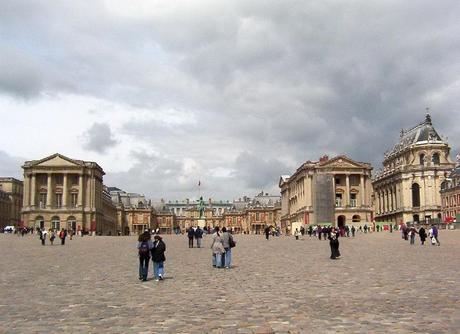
[37,192,78,208]
[335,193,358,207]
[444,194,460,208]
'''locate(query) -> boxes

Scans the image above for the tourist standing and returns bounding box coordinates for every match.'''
[328,230,340,259]
[40,229,47,246]
[317,226,322,240]
[221,227,234,268]
[351,226,356,237]
[137,231,153,281]
[195,226,203,248]
[187,227,195,248]
[151,235,166,281]
[294,228,300,240]
[419,227,427,245]
[50,230,56,245]
[409,226,418,245]
[59,229,67,245]
[211,226,225,268]
[264,225,270,240]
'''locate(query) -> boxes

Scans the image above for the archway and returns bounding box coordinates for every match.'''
[352,215,361,222]
[413,214,419,223]
[51,216,60,231]
[337,215,346,228]
[67,216,77,232]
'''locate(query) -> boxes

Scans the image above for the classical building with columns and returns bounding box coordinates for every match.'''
[279,155,373,229]
[21,153,117,234]
[372,114,455,224]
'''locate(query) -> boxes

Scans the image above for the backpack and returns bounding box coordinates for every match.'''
[138,241,150,256]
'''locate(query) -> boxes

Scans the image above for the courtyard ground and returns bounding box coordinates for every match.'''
[0,230,459,333]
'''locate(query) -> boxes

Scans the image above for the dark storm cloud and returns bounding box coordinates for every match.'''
[0,151,24,178]
[82,123,118,154]
[1,0,460,198]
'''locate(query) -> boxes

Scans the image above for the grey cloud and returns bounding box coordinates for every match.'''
[82,123,118,154]
[2,1,460,199]
[0,151,24,179]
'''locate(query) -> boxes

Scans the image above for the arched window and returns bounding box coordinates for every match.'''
[67,216,76,231]
[419,154,425,165]
[352,215,361,222]
[432,153,440,165]
[412,183,420,207]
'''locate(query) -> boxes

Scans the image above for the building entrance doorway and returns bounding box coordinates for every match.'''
[337,215,346,228]
[124,226,130,235]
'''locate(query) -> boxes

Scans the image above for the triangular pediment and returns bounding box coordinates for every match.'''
[319,156,369,169]
[32,153,83,167]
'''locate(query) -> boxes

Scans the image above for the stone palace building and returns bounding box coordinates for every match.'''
[372,114,455,224]
[279,155,373,229]
[21,154,117,234]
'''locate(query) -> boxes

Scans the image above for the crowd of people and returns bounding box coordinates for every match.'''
[400,224,441,246]
[38,228,72,246]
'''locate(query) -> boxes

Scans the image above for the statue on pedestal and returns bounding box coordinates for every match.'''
[197,196,205,219]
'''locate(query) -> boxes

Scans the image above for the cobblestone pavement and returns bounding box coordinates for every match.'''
[0,231,459,333]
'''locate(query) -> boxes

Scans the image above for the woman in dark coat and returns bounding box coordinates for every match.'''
[151,235,166,281]
[418,227,427,245]
[328,231,341,259]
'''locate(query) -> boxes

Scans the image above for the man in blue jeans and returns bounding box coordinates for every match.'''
[221,227,234,268]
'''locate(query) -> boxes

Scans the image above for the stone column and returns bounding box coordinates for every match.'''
[77,174,84,207]
[46,173,52,208]
[23,173,30,209]
[62,173,68,208]
[345,174,350,206]
[360,175,365,206]
[30,173,36,208]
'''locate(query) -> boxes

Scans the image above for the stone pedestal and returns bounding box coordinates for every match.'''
[197,219,206,228]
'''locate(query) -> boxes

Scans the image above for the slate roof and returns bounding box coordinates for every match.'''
[385,114,445,159]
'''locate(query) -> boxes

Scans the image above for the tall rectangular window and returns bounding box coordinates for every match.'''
[335,194,342,207]
[39,193,47,208]
[71,193,78,208]
[56,193,62,208]
[350,193,357,207]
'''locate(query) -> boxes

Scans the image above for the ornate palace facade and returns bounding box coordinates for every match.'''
[21,154,117,234]
[440,165,460,224]
[372,114,455,224]
[280,155,373,229]
[0,177,23,229]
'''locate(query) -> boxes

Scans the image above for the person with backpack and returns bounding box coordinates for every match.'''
[137,231,153,281]
[151,235,166,281]
[221,227,235,269]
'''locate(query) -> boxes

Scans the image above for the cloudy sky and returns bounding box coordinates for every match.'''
[1,0,459,200]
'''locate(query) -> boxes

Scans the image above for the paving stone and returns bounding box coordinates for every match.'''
[0,231,459,333]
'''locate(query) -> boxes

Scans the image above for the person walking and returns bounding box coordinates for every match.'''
[211,226,225,268]
[419,226,427,245]
[187,227,195,248]
[137,231,153,281]
[59,229,67,245]
[317,226,322,240]
[151,235,166,281]
[328,230,341,259]
[430,224,440,246]
[409,226,418,245]
[195,226,203,248]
